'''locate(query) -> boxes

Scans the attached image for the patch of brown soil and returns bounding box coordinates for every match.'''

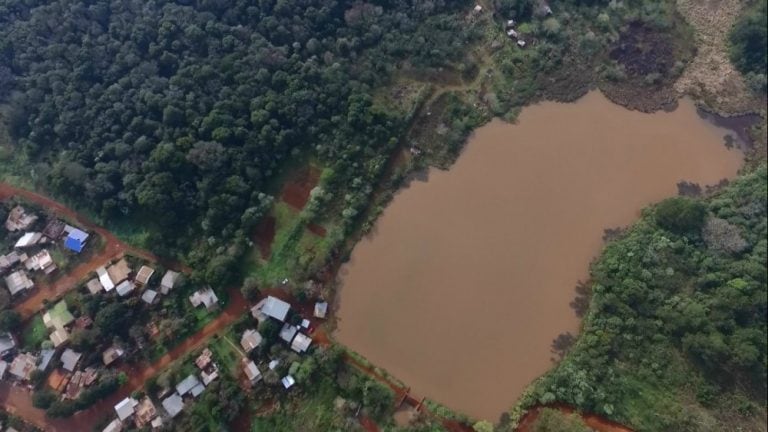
[280,166,321,210]
[252,216,276,259]
[674,0,763,113]
[307,223,327,237]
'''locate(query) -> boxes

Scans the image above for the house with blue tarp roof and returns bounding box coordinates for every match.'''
[64,228,89,253]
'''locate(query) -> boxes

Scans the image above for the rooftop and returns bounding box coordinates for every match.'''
[107,259,131,285]
[115,280,135,297]
[240,329,263,353]
[290,333,312,353]
[114,397,138,421]
[281,375,296,389]
[162,393,184,418]
[314,301,328,318]
[86,278,104,294]
[135,265,155,285]
[195,348,213,370]
[160,270,179,294]
[243,361,262,382]
[97,267,115,291]
[260,296,291,321]
[43,300,75,330]
[189,287,219,310]
[14,232,42,248]
[9,353,37,380]
[141,289,157,304]
[64,228,89,253]
[279,323,298,343]
[102,346,124,366]
[61,348,82,372]
[176,374,201,396]
[4,270,34,295]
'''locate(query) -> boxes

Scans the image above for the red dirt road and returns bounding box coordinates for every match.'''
[0,288,248,431]
[515,404,634,432]
[0,182,189,319]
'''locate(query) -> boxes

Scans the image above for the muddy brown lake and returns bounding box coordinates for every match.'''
[334,91,744,421]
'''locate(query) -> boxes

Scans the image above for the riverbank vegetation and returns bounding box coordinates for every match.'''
[728,0,767,94]
[505,166,767,431]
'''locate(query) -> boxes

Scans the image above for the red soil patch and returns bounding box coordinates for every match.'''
[252,216,276,259]
[516,404,633,432]
[307,223,327,237]
[359,415,380,432]
[280,166,321,210]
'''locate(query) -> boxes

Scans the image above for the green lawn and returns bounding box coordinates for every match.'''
[251,377,345,432]
[21,315,47,350]
[207,333,244,378]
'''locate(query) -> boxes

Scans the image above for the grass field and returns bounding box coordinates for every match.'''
[207,333,244,378]
[20,315,47,350]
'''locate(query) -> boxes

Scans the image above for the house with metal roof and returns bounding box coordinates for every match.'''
[86,278,104,294]
[14,232,42,249]
[61,348,82,372]
[243,360,262,383]
[279,323,298,343]
[4,270,34,296]
[162,393,184,418]
[64,228,89,253]
[97,267,115,292]
[114,397,138,421]
[240,329,263,353]
[107,259,131,285]
[141,289,157,304]
[314,301,328,319]
[9,353,37,381]
[259,296,291,321]
[290,333,312,353]
[115,280,135,297]
[175,374,201,396]
[281,375,296,389]
[160,270,179,295]
[189,287,219,311]
[135,265,154,286]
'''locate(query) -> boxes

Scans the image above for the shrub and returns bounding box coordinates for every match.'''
[655,197,707,233]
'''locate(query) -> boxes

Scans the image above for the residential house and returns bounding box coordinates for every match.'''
[106,259,131,285]
[290,333,312,353]
[115,280,135,297]
[314,301,328,319]
[201,367,218,386]
[189,287,219,311]
[175,374,202,397]
[61,348,82,372]
[243,360,262,384]
[86,278,104,294]
[114,397,139,422]
[141,289,157,304]
[9,353,37,381]
[38,349,55,371]
[135,265,154,286]
[5,206,37,232]
[97,267,115,292]
[0,251,21,273]
[102,346,124,366]
[64,228,89,253]
[240,329,262,353]
[281,375,296,389]
[49,328,69,347]
[43,300,74,347]
[161,393,184,418]
[279,323,297,344]
[24,249,56,274]
[4,270,33,296]
[14,232,42,248]
[134,397,157,428]
[195,348,213,370]
[252,296,290,322]
[160,270,179,295]
[0,333,16,358]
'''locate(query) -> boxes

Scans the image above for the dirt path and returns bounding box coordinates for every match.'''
[515,404,634,432]
[0,182,189,319]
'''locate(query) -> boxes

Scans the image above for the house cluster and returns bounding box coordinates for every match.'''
[242,296,328,390]
[1,206,91,297]
[87,258,179,308]
[106,348,221,431]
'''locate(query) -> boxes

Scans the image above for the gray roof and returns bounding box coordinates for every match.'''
[279,323,298,343]
[141,289,158,304]
[162,393,184,418]
[160,270,179,293]
[4,271,33,295]
[114,397,138,421]
[61,348,82,372]
[0,333,15,355]
[0,360,7,379]
[190,383,205,397]
[115,280,135,297]
[175,374,201,395]
[38,349,55,371]
[262,296,290,321]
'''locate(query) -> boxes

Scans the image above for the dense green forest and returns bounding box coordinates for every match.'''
[0,0,482,284]
[729,0,767,93]
[506,166,768,431]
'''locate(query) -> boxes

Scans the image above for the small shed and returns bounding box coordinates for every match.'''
[281,375,296,389]
[314,301,328,319]
[141,289,158,304]
[115,280,135,297]
[102,346,124,366]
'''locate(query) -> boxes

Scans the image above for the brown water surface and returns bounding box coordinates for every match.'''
[335,91,744,421]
